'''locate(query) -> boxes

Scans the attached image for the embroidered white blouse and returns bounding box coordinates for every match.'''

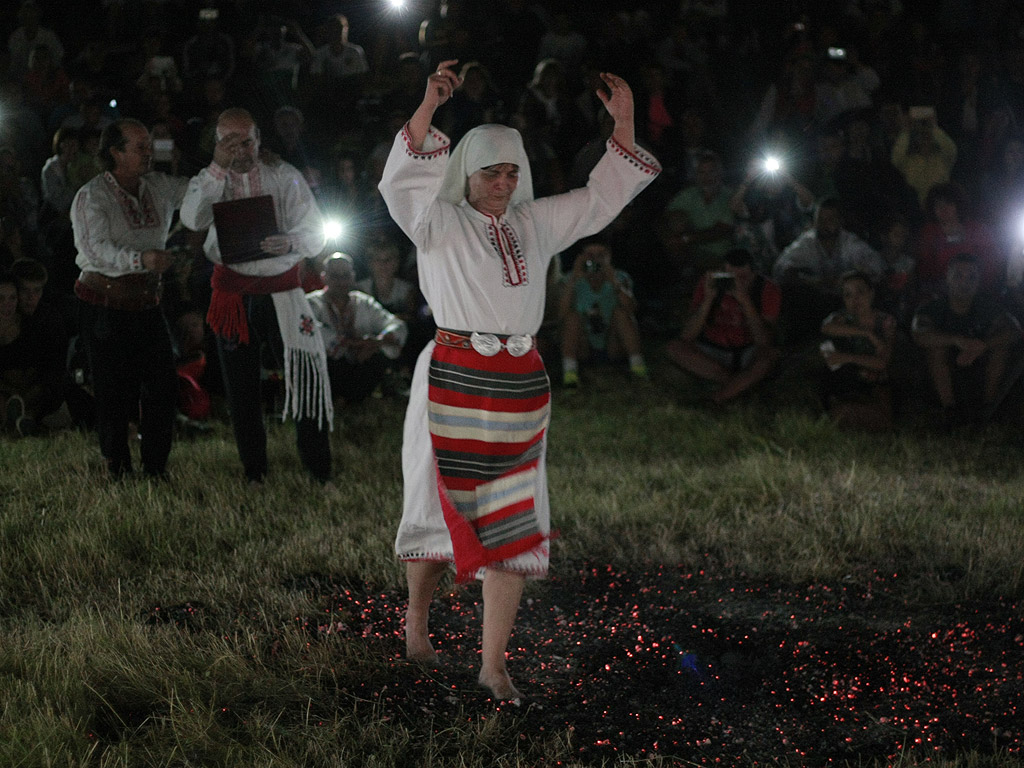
[72,171,189,277]
[378,125,661,336]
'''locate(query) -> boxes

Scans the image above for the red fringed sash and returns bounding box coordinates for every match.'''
[206,263,301,344]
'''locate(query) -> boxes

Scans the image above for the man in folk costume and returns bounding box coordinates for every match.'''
[71,118,189,479]
[379,59,660,701]
[180,108,333,484]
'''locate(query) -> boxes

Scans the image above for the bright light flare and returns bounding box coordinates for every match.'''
[323,219,344,241]
[763,156,782,173]
[386,0,406,10]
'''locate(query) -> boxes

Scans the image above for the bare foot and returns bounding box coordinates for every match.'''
[478,668,523,701]
[405,632,439,665]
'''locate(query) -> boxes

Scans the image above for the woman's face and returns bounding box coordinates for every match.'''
[466,163,519,216]
[842,277,874,315]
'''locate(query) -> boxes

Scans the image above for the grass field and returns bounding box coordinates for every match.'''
[2,367,1023,767]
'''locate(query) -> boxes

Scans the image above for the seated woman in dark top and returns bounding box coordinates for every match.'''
[0,271,65,436]
[819,270,896,432]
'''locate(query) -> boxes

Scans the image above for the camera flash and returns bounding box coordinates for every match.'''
[763,156,781,173]
[323,219,344,241]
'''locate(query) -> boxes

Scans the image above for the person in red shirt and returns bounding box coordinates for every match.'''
[914,182,1004,303]
[667,247,782,404]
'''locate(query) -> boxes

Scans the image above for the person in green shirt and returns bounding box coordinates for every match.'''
[558,237,647,388]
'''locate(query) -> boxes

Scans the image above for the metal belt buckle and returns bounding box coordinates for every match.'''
[505,334,532,357]
[470,332,501,356]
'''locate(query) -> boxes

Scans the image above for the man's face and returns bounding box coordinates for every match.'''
[947,260,980,301]
[467,163,519,217]
[815,207,842,240]
[323,257,356,294]
[217,116,259,173]
[16,280,44,316]
[112,123,153,178]
[695,160,721,193]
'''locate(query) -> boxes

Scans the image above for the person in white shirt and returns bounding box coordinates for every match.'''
[307,252,406,404]
[180,108,333,485]
[772,197,883,342]
[71,118,187,479]
[379,59,660,702]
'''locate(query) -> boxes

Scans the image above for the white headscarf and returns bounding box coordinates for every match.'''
[438,124,534,209]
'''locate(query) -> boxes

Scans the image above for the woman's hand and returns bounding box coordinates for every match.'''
[597,73,634,148]
[423,59,461,112]
[407,59,461,150]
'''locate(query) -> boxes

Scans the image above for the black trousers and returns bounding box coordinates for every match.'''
[216,294,331,483]
[79,301,176,477]
[327,352,388,404]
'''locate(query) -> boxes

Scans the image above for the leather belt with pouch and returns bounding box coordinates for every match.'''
[74,270,162,311]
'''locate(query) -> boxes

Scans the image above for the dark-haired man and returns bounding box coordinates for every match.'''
[772,197,882,342]
[71,118,188,478]
[912,253,1021,427]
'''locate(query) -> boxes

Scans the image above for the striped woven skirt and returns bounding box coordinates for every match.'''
[427,343,551,582]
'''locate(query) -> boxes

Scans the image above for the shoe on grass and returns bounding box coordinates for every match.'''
[562,370,579,389]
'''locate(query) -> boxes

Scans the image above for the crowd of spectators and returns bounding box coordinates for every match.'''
[4,0,1024,441]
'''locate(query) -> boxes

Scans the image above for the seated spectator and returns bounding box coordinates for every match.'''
[9,257,64,350]
[309,14,369,131]
[307,253,407,405]
[558,238,647,388]
[40,126,78,219]
[914,182,1003,302]
[181,7,236,87]
[748,46,817,148]
[664,150,736,271]
[773,198,884,343]
[442,61,504,148]
[173,309,211,425]
[819,271,896,432]
[730,154,816,265]
[0,146,41,261]
[7,0,65,84]
[875,215,916,324]
[356,237,416,321]
[911,253,1021,427]
[813,44,878,127]
[667,247,781,405]
[267,105,326,174]
[803,124,879,239]
[518,58,588,169]
[0,270,64,436]
[891,105,957,210]
[66,128,103,191]
[23,43,70,121]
